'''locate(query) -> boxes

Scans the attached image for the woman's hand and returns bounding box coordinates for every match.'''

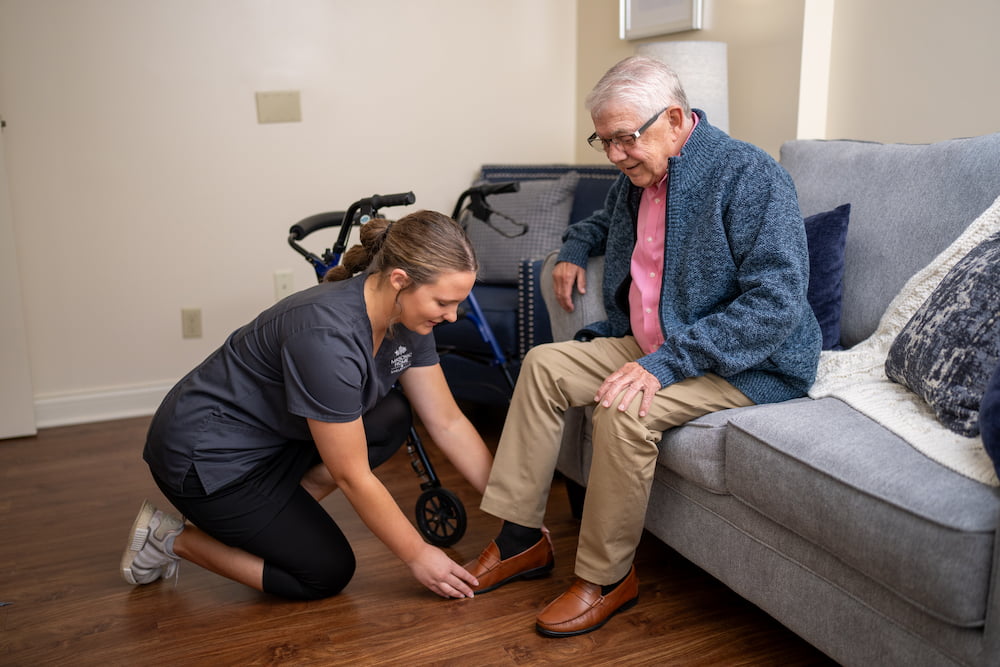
[309,417,477,598]
[406,543,479,598]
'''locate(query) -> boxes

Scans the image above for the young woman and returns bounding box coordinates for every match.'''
[122,210,489,600]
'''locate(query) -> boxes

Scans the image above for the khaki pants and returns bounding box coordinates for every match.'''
[480,336,752,585]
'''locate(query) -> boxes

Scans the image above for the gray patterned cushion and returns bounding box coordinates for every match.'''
[463,171,579,284]
[885,230,1000,436]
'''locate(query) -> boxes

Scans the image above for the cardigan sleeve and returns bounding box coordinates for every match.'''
[556,175,628,267]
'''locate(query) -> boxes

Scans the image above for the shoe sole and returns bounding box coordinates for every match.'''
[474,562,554,595]
[535,595,639,638]
[120,500,156,585]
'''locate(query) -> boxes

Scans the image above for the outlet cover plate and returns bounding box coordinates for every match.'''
[256,90,301,124]
[181,308,202,339]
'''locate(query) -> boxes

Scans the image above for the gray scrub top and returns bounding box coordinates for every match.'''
[144,275,438,494]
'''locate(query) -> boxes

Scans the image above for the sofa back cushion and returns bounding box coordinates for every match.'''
[780,133,1000,348]
[464,165,619,286]
[463,171,579,284]
[479,164,620,226]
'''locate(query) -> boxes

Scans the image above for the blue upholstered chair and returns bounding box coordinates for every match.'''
[435,164,619,405]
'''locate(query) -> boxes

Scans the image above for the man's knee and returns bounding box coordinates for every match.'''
[522,341,562,371]
[521,340,597,389]
[591,404,660,455]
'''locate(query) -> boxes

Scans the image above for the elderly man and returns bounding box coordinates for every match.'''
[464,56,821,637]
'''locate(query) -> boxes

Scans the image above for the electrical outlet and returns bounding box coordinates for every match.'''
[274,270,294,301]
[181,308,202,339]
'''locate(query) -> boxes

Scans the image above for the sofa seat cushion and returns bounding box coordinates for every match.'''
[435,284,519,404]
[657,404,760,494]
[724,397,999,627]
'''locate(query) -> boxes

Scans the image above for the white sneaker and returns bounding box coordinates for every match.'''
[121,500,184,585]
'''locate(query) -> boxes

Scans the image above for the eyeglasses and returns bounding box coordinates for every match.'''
[587,107,668,153]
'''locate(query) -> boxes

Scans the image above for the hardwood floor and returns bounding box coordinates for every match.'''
[1,413,835,666]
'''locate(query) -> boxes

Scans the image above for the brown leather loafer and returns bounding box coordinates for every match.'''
[463,536,554,594]
[535,565,638,637]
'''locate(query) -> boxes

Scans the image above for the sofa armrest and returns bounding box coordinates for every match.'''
[539,251,607,342]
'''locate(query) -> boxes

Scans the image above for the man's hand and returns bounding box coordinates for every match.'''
[552,261,586,313]
[595,362,661,417]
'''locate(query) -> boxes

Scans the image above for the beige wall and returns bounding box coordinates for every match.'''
[576,0,1000,152]
[2,0,998,426]
[576,0,805,161]
[826,0,1000,143]
[0,0,578,425]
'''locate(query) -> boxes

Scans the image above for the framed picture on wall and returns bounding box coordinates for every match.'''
[620,0,703,40]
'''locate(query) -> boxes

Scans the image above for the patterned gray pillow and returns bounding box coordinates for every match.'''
[463,171,579,284]
[885,230,1000,436]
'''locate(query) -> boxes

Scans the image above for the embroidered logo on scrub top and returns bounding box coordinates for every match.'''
[390,345,412,374]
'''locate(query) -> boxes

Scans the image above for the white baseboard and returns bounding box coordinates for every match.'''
[34,382,173,429]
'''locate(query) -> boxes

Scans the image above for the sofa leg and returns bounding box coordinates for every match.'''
[563,477,586,520]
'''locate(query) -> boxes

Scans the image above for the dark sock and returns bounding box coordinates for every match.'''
[601,571,630,596]
[494,521,542,560]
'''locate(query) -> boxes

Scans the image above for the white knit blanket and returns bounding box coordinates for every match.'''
[808,194,1000,487]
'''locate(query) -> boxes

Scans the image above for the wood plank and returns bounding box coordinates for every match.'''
[0,415,834,665]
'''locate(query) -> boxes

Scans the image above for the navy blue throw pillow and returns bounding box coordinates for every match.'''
[804,204,851,349]
[980,362,1000,478]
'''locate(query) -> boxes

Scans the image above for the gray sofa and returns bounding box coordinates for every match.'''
[541,133,1000,666]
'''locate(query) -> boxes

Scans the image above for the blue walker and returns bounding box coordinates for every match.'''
[287,186,520,546]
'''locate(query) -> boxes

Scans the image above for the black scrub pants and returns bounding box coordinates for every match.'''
[152,389,413,600]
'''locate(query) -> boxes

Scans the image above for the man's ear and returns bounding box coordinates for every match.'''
[389,268,412,291]
[665,105,685,129]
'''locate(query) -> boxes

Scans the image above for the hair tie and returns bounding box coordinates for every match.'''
[370,220,393,259]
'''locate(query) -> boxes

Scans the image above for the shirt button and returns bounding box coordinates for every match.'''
[649,272,656,278]
[646,236,654,242]
[645,308,652,314]
[654,198,662,204]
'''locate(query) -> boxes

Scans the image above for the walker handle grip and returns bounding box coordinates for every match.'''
[471,181,520,197]
[367,191,416,210]
[288,211,347,240]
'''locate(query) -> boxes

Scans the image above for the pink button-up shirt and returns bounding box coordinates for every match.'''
[629,113,698,355]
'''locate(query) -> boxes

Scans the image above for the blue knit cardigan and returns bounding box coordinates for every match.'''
[557,111,821,405]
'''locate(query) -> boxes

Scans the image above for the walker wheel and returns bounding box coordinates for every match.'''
[415,487,466,547]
